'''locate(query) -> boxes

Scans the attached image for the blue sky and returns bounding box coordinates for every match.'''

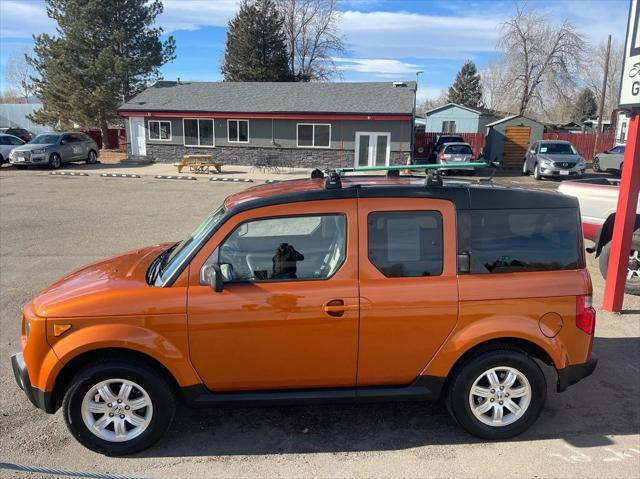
[0,0,630,103]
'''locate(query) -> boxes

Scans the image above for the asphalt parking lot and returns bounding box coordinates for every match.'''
[0,167,638,479]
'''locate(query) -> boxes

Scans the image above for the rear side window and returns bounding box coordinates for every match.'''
[461,209,582,273]
[444,145,472,155]
[368,211,443,277]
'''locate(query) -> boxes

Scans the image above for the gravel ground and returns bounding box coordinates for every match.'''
[0,168,638,479]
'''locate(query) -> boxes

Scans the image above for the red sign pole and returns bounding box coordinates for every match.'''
[602,112,640,312]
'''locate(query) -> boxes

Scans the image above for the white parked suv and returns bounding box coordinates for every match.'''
[558,178,640,295]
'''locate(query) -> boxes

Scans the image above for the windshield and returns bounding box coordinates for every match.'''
[155,206,226,285]
[539,143,576,155]
[31,134,60,144]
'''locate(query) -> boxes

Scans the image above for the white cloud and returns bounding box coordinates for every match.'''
[340,10,505,60]
[334,57,423,76]
[159,0,238,32]
[0,0,55,38]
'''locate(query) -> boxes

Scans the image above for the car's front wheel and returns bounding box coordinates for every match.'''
[63,360,176,455]
[446,349,546,439]
[592,157,601,172]
[522,160,529,175]
[533,164,542,180]
[49,153,62,169]
[598,232,640,296]
[86,150,98,164]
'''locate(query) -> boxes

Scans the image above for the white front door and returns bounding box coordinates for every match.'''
[355,132,391,167]
[129,117,146,156]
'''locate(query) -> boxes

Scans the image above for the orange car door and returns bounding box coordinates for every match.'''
[187,199,359,391]
[356,198,459,386]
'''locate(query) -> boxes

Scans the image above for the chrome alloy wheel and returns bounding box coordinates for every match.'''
[81,378,153,442]
[469,366,531,427]
[627,249,640,281]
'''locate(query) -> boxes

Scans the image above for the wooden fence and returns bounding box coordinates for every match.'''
[541,132,616,160]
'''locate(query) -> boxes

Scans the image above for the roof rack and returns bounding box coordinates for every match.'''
[316,161,500,189]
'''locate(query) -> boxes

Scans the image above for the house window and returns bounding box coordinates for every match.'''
[442,121,456,133]
[297,123,331,148]
[184,119,214,147]
[228,119,249,143]
[148,121,172,141]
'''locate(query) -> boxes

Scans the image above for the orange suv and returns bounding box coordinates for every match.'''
[11,173,597,455]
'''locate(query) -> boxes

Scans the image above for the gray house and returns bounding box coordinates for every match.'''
[483,115,544,167]
[118,81,415,168]
[424,103,502,133]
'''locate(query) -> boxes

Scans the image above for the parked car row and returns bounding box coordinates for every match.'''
[0,131,99,168]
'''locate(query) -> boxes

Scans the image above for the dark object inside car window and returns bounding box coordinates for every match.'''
[444,145,472,155]
[205,214,346,283]
[368,211,443,277]
[465,208,581,273]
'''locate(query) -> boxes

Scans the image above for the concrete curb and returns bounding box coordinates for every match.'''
[209,177,253,183]
[100,173,141,178]
[155,175,196,180]
[49,171,89,176]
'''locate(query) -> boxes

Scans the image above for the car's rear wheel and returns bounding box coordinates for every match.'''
[446,349,546,439]
[86,150,98,164]
[598,232,640,296]
[592,157,601,172]
[49,153,62,169]
[533,164,542,180]
[63,360,176,455]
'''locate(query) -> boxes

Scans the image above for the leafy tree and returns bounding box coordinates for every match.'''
[447,61,483,108]
[29,0,175,148]
[222,0,292,82]
[571,88,598,121]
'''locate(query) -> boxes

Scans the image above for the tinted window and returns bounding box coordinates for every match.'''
[0,136,8,145]
[444,145,472,155]
[463,209,581,273]
[368,211,443,277]
[31,134,60,144]
[206,214,346,282]
[8,136,24,145]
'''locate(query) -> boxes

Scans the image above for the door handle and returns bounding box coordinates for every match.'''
[323,299,358,318]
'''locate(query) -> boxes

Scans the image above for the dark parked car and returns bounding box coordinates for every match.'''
[429,134,466,164]
[0,127,33,142]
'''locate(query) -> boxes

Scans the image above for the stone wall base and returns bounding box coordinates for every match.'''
[144,144,409,169]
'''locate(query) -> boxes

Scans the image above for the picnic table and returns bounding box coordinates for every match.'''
[173,154,223,174]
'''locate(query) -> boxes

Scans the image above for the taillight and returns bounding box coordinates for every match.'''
[576,295,596,334]
[439,153,446,161]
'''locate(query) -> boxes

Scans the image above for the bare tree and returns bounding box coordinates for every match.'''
[275,0,345,81]
[4,47,36,101]
[498,5,586,115]
[417,90,448,115]
[580,38,624,121]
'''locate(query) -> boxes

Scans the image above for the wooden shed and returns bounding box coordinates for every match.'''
[483,115,544,167]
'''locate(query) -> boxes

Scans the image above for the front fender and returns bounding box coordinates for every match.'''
[45,319,201,391]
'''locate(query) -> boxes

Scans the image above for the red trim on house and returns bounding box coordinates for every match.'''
[118,110,412,121]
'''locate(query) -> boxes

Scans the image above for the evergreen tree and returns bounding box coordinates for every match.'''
[29,0,175,147]
[571,88,598,121]
[222,0,292,82]
[447,61,483,108]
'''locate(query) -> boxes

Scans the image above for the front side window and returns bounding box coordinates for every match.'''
[463,208,582,273]
[368,211,443,277]
[297,124,331,148]
[206,214,346,283]
[228,120,249,143]
[183,119,214,146]
[149,121,172,141]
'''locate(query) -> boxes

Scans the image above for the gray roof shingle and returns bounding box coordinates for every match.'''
[119,81,416,115]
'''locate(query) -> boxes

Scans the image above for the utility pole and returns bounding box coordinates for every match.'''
[411,71,424,164]
[593,34,611,158]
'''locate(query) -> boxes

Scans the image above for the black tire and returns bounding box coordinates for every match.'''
[49,153,62,169]
[533,163,542,181]
[63,360,176,455]
[15,165,28,169]
[0,154,4,164]
[522,160,529,175]
[598,232,640,296]
[592,157,601,173]
[86,149,98,164]
[446,348,546,440]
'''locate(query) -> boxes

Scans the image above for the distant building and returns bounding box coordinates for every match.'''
[0,103,48,134]
[423,103,502,133]
[614,111,630,145]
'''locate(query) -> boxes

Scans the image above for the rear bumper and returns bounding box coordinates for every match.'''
[11,352,55,413]
[557,356,598,392]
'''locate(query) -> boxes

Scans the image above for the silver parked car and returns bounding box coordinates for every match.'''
[437,142,475,175]
[522,140,586,180]
[593,145,625,175]
[9,132,99,169]
[0,133,25,164]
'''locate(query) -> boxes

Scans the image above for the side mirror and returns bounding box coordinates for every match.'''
[457,252,471,274]
[201,263,223,292]
[60,140,67,145]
